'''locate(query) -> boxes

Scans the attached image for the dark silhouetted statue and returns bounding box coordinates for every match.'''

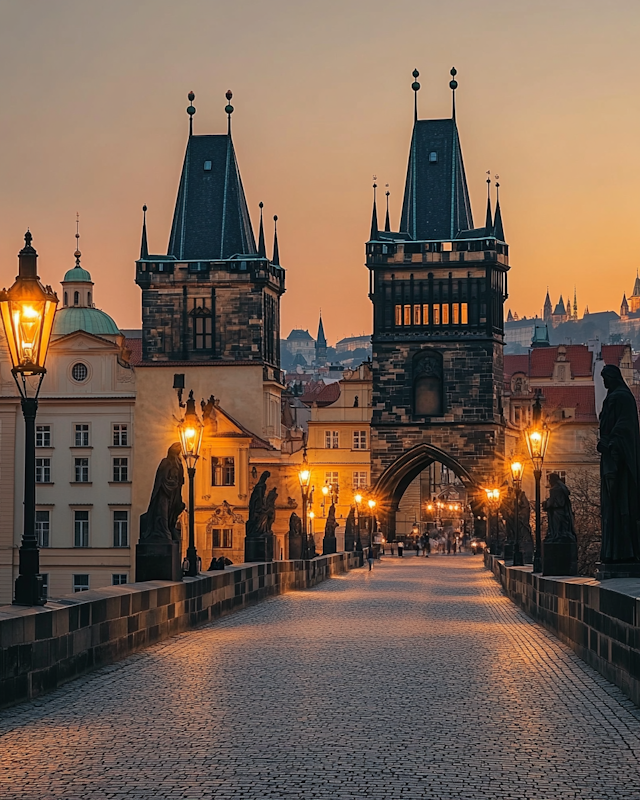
[344,507,356,552]
[288,512,303,560]
[543,473,577,543]
[245,470,276,562]
[323,503,338,555]
[598,364,640,568]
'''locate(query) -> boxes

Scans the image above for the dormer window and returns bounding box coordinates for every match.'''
[204,160,212,171]
[429,152,438,163]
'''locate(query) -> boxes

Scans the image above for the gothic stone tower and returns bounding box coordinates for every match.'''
[367,73,508,532]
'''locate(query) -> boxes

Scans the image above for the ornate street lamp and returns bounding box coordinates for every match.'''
[525,393,550,573]
[367,498,376,549]
[321,480,339,516]
[298,452,312,559]
[0,232,58,605]
[484,487,501,554]
[510,459,525,566]
[177,390,204,577]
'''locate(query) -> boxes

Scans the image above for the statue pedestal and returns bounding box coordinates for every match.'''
[322,534,337,555]
[503,543,514,561]
[287,532,303,560]
[595,562,640,580]
[135,541,182,582]
[245,535,275,563]
[542,541,578,576]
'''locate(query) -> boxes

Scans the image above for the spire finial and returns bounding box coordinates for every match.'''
[449,67,458,119]
[370,177,379,241]
[257,202,266,258]
[485,170,493,230]
[140,204,149,260]
[493,175,505,241]
[384,184,391,232]
[187,91,196,137]
[74,212,82,265]
[411,69,420,123]
[225,90,234,135]
[272,214,280,265]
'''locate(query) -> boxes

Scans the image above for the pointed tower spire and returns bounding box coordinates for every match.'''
[573,287,578,320]
[370,181,379,240]
[74,212,82,266]
[257,202,266,257]
[140,205,149,259]
[493,177,505,240]
[225,90,234,136]
[449,67,458,119]
[411,69,420,123]
[272,215,280,265]
[187,91,196,137]
[485,171,493,230]
[384,185,391,232]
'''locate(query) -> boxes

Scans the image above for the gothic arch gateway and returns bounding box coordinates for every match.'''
[366,75,508,538]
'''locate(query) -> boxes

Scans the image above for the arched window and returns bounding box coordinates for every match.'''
[64,291,68,306]
[413,350,443,417]
[74,291,79,306]
[87,292,92,306]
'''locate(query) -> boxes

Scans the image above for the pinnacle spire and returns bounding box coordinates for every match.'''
[485,172,493,230]
[449,67,458,119]
[186,91,196,137]
[384,186,391,232]
[225,90,234,136]
[74,212,82,266]
[411,69,420,123]
[257,202,266,257]
[140,205,149,259]
[493,177,505,241]
[272,215,280,265]
[370,182,379,241]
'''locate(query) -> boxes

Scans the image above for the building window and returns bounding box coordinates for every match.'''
[422,304,429,325]
[353,430,367,450]
[324,431,339,449]
[461,303,468,324]
[41,574,49,599]
[71,362,88,382]
[74,424,89,447]
[211,456,235,486]
[452,304,460,325]
[324,471,339,487]
[353,472,368,489]
[429,151,438,163]
[73,574,89,592]
[112,424,128,446]
[113,457,129,482]
[74,458,89,483]
[413,350,444,417]
[36,510,50,547]
[442,304,450,325]
[413,305,420,326]
[211,528,233,548]
[36,458,51,483]
[74,511,89,547]
[403,305,411,326]
[73,291,79,306]
[432,304,441,325]
[36,425,51,447]
[395,305,402,326]
[194,314,213,350]
[113,511,129,547]
[112,574,128,585]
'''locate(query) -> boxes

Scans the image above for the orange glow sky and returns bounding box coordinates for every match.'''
[1,0,639,343]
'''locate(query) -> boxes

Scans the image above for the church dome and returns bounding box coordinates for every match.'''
[53,306,121,337]
[63,265,92,283]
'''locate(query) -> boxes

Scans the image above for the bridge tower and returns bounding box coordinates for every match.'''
[367,71,508,537]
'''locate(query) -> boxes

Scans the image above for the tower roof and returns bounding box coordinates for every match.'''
[317,314,327,348]
[168,133,257,260]
[400,118,473,240]
[632,274,640,298]
[553,296,566,316]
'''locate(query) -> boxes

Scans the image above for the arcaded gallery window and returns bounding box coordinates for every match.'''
[413,350,443,417]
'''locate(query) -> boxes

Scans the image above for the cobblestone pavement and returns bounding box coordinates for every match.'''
[2,556,640,799]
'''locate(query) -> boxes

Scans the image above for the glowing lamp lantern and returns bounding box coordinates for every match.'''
[0,232,58,381]
[510,460,524,487]
[525,424,550,472]
[178,392,204,469]
[368,499,376,511]
[354,493,363,505]
[322,485,329,496]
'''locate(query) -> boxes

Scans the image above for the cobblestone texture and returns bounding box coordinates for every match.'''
[2,556,640,799]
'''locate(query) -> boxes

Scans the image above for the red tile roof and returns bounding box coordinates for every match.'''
[124,337,142,366]
[530,345,592,378]
[504,354,529,379]
[601,344,627,365]
[300,381,341,407]
[541,386,596,421]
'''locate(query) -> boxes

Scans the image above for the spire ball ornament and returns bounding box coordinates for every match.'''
[449,66,458,91]
[186,90,196,116]
[225,89,234,115]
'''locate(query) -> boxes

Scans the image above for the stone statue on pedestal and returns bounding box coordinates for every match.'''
[245,470,276,562]
[287,512,303,560]
[543,473,577,543]
[597,365,640,570]
[344,507,356,552]
[323,503,338,555]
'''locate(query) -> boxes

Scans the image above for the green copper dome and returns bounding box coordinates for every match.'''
[53,306,120,336]
[63,266,92,282]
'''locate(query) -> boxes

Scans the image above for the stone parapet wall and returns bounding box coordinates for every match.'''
[0,553,360,709]
[485,554,640,706]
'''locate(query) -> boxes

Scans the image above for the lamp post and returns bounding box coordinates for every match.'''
[321,480,339,516]
[525,394,550,573]
[367,498,376,550]
[510,459,525,567]
[298,454,311,559]
[484,487,501,554]
[0,233,58,605]
[177,390,204,577]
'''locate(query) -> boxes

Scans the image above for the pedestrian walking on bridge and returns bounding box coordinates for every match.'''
[367,548,375,571]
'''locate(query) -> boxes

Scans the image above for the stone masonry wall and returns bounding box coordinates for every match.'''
[485,554,640,706]
[0,553,360,709]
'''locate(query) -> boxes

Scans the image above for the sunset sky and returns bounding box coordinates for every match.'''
[0,0,639,343]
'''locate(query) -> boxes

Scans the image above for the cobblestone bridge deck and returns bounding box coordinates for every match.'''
[2,556,640,799]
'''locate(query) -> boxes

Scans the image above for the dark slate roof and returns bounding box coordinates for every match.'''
[316,316,327,347]
[400,118,473,241]
[287,329,314,341]
[168,134,256,260]
[632,276,640,297]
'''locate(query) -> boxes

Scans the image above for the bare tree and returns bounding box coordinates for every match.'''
[566,467,601,576]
